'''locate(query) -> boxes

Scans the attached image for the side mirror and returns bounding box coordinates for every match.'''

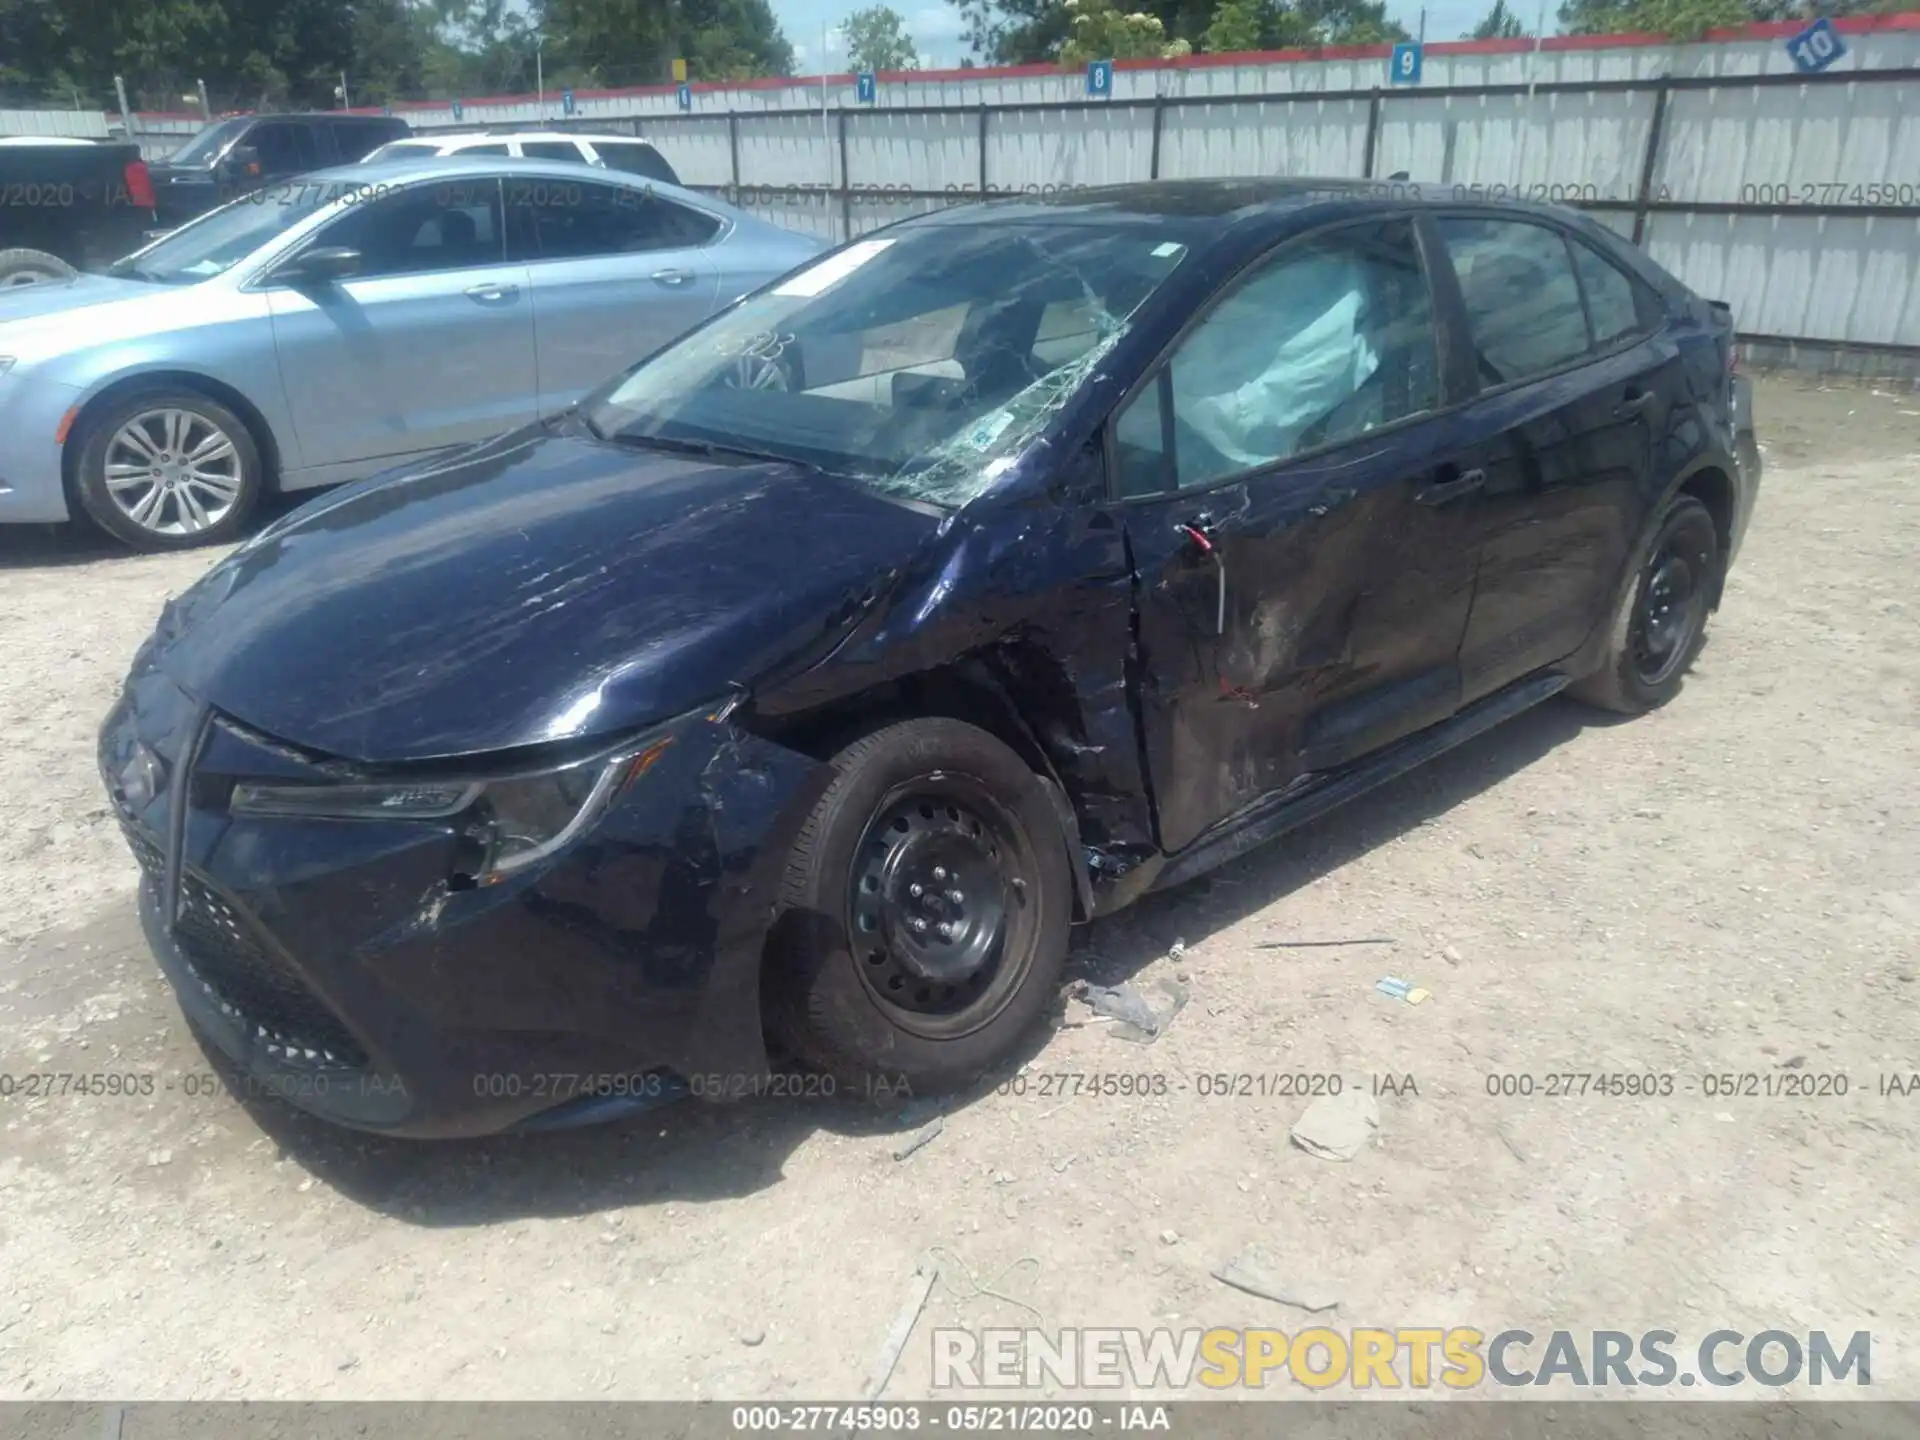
[220,144,262,183]
[274,245,362,287]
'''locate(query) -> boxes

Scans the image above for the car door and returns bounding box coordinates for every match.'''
[1112,217,1483,855]
[505,176,722,414]
[1426,214,1679,703]
[265,177,537,475]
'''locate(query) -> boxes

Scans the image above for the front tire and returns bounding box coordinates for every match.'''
[1570,495,1719,714]
[73,389,263,551]
[768,718,1071,1091]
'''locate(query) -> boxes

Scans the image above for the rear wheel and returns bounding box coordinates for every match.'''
[72,389,263,551]
[767,718,1071,1091]
[0,247,77,288]
[1570,495,1719,714]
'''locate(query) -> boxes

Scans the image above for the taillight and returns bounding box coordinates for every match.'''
[124,159,156,210]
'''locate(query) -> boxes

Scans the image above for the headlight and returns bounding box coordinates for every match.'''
[230,733,676,883]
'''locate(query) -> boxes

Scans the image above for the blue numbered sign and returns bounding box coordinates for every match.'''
[1786,17,1845,74]
[857,71,877,103]
[1390,42,1423,85]
[561,87,576,116]
[676,82,692,111]
[1086,59,1113,97]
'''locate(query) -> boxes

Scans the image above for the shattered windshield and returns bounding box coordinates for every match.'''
[581,218,1199,508]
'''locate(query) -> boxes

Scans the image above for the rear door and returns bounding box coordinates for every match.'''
[1112,217,1482,854]
[505,177,722,413]
[1426,214,1678,702]
[266,177,537,472]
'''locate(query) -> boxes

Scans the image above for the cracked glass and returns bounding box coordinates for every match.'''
[582,219,1201,508]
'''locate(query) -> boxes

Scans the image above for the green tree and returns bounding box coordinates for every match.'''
[1202,0,1262,51]
[957,0,1401,66]
[1467,0,1528,34]
[843,4,922,68]
[542,0,792,83]
[1059,0,1192,60]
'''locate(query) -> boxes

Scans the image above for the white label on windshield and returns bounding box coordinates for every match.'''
[772,239,896,297]
[965,412,1015,450]
[1152,241,1185,258]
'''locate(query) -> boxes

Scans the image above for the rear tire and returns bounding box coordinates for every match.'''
[0,247,77,288]
[72,388,263,552]
[767,718,1071,1092]
[1570,495,1719,714]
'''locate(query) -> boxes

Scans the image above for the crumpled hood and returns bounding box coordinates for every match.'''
[0,273,161,328]
[151,424,943,763]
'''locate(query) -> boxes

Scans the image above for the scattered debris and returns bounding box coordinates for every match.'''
[1375,976,1431,1005]
[1082,981,1159,1031]
[1168,939,1187,960]
[1257,937,1396,949]
[1781,1055,1806,1069]
[1212,1250,1340,1313]
[1160,1229,1179,1246]
[740,1327,766,1347]
[865,1257,939,1400]
[1289,1089,1379,1162]
[336,1355,358,1372]
[1078,978,1190,1043]
[1496,1124,1528,1164]
[893,1118,943,1162]
[1442,945,1463,966]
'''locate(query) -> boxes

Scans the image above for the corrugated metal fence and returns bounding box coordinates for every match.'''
[8,18,1920,364]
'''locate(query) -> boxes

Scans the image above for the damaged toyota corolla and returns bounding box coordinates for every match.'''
[101,180,1756,1136]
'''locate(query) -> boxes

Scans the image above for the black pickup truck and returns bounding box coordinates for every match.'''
[0,137,157,286]
[145,113,410,227]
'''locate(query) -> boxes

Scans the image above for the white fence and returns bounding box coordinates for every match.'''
[6,17,1919,364]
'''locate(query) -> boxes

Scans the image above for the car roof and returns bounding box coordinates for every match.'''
[421,131,654,146]
[913,176,1595,227]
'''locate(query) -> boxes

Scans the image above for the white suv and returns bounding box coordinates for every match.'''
[364,131,679,184]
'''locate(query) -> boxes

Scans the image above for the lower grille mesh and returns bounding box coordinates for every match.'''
[120,819,368,1068]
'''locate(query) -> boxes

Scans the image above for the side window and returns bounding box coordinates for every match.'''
[1570,240,1649,349]
[247,123,317,177]
[332,125,392,164]
[1113,220,1440,497]
[509,181,720,261]
[317,182,504,277]
[1437,217,1590,384]
[462,142,512,156]
[595,142,679,184]
[519,140,589,162]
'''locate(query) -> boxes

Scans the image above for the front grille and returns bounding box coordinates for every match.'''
[119,818,368,1069]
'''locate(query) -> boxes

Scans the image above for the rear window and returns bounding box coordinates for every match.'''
[519,140,588,162]
[593,140,679,185]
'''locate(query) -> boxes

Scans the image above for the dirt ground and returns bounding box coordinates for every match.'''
[0,375,1915,1404]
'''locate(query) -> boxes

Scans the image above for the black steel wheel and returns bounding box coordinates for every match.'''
[1571,495,1720,714]
[768,718,1071,1089]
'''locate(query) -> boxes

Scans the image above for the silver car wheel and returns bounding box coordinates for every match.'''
[103,408,245,536]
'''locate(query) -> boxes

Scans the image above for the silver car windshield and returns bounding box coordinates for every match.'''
[111,189,341,284]
[581,219,1197,509]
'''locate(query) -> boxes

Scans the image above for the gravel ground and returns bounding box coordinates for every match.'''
[0,375,1915,1402]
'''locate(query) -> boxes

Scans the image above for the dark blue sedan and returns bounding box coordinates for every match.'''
[100,180,1758,1136]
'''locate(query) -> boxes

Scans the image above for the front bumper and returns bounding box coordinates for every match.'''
[102,681,832,1138]
[0,370,79,524]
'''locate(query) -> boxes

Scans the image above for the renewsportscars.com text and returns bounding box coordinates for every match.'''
[932,1327,1872,1391]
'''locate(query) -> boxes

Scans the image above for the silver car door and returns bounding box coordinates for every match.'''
[504,176,721,415]
[265,177,536,478]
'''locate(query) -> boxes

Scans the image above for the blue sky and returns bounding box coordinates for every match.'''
[779,0,1528,72]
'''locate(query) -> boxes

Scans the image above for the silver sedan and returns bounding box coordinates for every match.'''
[0,156,822,550]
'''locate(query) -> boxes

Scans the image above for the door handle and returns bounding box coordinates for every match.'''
[651,268,694,287]
[1178,520,1227,636]
[464,282,519,302]
[1416,466,1486,507]
[1613,387,1655,418]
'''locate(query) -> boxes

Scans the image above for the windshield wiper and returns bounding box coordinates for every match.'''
[608,430,813,469]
